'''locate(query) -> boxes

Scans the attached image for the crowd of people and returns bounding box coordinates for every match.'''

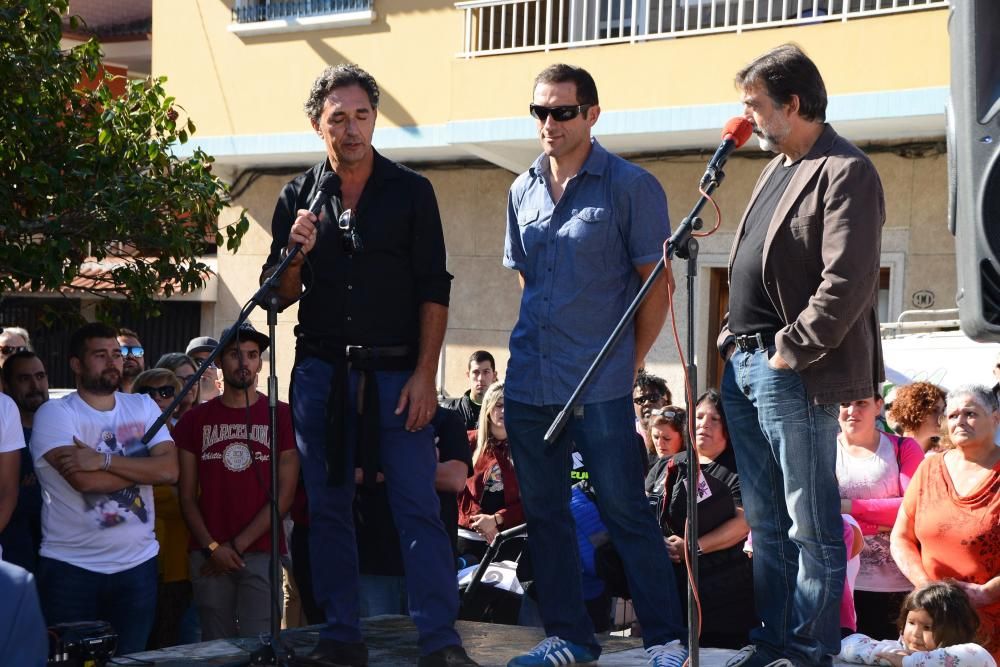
[1,45,1000,667]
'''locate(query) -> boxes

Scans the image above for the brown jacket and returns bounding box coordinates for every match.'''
[718,124,885,405]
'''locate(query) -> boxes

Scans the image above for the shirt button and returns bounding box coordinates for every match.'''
[346,316,352,322]
[347,285,353,290]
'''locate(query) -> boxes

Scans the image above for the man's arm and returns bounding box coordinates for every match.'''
[231,449,300,554]
[435,459,468,494]
[395,303,449,432]
[45,440,177,493]
[50,438,177,486]
[0,451,19,533]
[177,447,243,574]
[634,260,674,371]
[776,157,884,370]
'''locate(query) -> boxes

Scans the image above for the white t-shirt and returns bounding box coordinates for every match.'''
[0,393,26,453]
[30,392,172,574]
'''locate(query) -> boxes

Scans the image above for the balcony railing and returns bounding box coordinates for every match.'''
[232,0,373,24]
[455,0,947,57]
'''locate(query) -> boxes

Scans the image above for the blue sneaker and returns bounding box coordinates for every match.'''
[646,640,688,667]
[506,636,598,666]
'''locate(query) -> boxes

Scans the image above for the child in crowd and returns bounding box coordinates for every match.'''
[840,581,996,667]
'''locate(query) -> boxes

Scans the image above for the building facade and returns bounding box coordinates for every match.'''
[153,0,952,397]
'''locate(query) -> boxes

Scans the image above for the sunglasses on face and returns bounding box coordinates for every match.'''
[529,103,592,123]
[121,345,144,358]
[633,393,663,406]
[0,345,26,355]
[139,385,176,400]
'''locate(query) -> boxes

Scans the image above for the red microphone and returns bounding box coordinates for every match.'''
[701,117,754,187]
[722,116,754,148]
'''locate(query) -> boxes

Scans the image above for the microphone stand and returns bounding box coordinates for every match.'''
[141,243,309,666]
[542,166,731,667]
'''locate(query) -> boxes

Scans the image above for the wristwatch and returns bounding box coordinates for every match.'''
[201,541,220,559]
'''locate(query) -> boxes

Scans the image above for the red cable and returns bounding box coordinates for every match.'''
[656,179,725,657]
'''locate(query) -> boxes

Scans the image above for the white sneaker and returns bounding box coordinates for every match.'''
[646,639,688,667]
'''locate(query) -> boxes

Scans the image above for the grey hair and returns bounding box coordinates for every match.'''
[1,326,32,351]
[303,64,379,124]
[945,384,999,415]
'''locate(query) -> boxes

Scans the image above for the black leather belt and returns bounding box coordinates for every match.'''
[733,332,776,352]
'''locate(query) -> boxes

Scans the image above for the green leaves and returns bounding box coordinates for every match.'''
[0,2,248,311]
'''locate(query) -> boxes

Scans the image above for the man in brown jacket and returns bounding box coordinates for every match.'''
[717,44,885,667]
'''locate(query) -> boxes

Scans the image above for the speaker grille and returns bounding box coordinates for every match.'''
[980,259,1000,326]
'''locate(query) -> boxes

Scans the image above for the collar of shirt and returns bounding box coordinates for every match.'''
[527,138,609,186]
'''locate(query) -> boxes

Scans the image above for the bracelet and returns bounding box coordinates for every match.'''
[102,453,112,471]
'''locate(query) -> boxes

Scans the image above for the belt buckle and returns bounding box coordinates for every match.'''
[345,345,363,360]
[753,333,766,351]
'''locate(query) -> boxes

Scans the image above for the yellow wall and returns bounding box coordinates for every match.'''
[154,2,947,134]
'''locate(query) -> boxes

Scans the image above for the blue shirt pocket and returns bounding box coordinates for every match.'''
[561,206,609,255]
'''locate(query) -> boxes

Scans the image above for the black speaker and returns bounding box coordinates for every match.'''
[949,0,1000,341]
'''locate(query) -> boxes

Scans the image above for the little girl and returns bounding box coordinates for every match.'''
[840,581,996,667]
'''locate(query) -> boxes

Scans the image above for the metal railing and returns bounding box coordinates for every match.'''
[232,0,373,24]
[455,0,947,57]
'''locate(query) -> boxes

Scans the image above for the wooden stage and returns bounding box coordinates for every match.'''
[126,615,748,666]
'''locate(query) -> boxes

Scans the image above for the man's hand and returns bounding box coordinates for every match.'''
[395,369,437,432]
[664,535,685,563]
[470,513,499,544]
[768,351,792,370]
[286,209,320,265]
[202,543,244,576]
[53,437,104,477]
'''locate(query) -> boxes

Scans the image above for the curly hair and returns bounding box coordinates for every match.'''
[888,382,946,434]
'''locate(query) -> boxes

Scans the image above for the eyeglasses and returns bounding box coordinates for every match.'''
[633,393,663,406]
[139,385,175,400]
[529,104,593,123]
[0,345,26,356]
[121,345,144,358]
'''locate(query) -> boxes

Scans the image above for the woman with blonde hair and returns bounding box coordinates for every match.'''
[457,381,524,563]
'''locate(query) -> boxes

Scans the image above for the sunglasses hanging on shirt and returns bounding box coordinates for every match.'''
[338,209,363,254]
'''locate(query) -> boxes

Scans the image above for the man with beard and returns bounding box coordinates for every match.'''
[174,322,299,640]
[717,44,885,667]
[0,350,49,571]
[117,328,145,394]
[29,322,177,655]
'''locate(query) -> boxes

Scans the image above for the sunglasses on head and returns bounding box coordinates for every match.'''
[139,385,175,400]
[529,103,592,123]
[0,345,26,355]
[650,407,685,421]
[121,345,144,358]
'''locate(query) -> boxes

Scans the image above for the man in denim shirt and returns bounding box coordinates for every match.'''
[503,64,686,667]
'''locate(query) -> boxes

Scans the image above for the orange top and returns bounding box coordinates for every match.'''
[902,453,1000,660]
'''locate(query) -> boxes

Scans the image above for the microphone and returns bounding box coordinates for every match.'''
[279,172,342,266]
[700,117,754,187]
[308,172,343,220]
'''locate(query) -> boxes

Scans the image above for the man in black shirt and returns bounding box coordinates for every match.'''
[717,45,885,667]
[261,64,477,667]
[440,350,496,431]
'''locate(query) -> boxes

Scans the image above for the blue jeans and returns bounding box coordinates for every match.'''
[505,396,685,657]
[37,556,158,656]
[359,574,408,617]
[721,347,845,666]
[292,357,460,655]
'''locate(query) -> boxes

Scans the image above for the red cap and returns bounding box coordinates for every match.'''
[722,117,754,148]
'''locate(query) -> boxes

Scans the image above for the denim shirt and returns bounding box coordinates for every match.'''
[503,139,670,406]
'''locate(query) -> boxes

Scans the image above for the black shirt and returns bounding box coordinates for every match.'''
[660,447,741,540]
[728,161,800,335]
[263,152,453,347]
[440,392,480,431]
[353,407,473,577]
